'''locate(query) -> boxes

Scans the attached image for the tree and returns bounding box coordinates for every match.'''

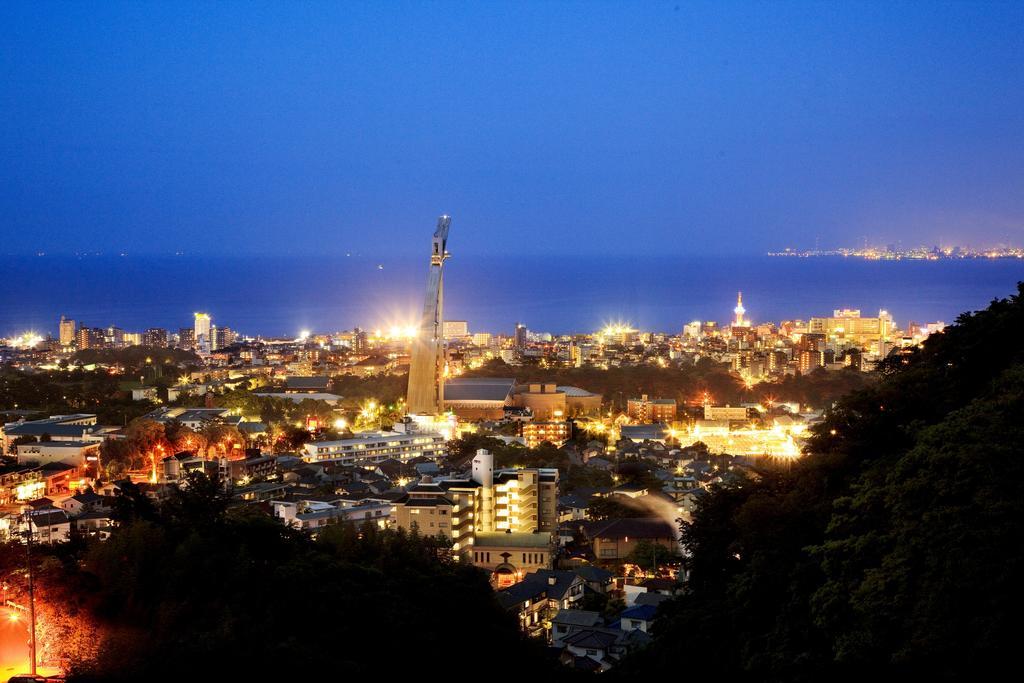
[626,539,680,572]
[619,284,1024,680]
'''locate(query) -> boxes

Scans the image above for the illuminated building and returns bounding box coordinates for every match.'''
[194,312,212,354]
[443,377,515,420]
[393,449,558,575]
[521,420,571,448]
[301,431,446,465]
[514,323,528,350]
[627,395,677,423]
[59,315,76,346]
[143,327,168,347]
[798,349,825,373]
[177,327,195,349]
[76,326,105,350]
[407,215,451,415]
[808,309,894,349]
[513,383,567,420]
[703,404,749,421]
[16,440,101,468]
[213,325,236,350]
[559,385,603,415]
[443,320,469,339]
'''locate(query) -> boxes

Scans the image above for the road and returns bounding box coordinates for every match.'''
[0,608,60,681]
[0,613,30,681]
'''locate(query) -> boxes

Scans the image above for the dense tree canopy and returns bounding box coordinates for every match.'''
[30,473,563,681]
[618,285,1024,680]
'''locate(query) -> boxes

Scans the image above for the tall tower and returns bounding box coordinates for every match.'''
[733,292,746,327]
[406,215,451,415]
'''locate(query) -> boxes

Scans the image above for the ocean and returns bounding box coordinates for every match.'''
[2,254,1023,338]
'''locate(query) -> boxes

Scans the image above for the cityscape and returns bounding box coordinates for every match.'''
[2,2,1023,682]
[769,244,1024,260]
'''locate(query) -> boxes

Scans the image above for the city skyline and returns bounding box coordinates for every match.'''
[3,1,1024,257]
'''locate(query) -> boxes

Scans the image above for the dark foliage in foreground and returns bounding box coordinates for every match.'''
[619,284,1024,680]
[52,474,560,682]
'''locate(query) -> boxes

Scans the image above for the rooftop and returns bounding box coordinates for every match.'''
[444,377,516,402]
[474,531,553,548]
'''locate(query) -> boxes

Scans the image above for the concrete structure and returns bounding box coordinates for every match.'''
[522,420,571,448]
[733,291,749,327]
[703,404,749,421]
[627,395,677,423]
[443,377,515,420]
[392,449,559,575]
[406,215,451,415]
[442,320,469,339]
[59,316,76,346]
[558,386,603,416]
[473,532,554,587]
[194,312,212,353]
[808,309,894,349]
[513,383,567,420]
[16,440,100,468]
[302,431,446,465]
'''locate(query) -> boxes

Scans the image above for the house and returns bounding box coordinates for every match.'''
[59,490,108,517]
[624,576,679,606]
[634,592,671,608]
[574,564,615,595]
[26,509,71,544]
[617,604,659,633]
[496,569,586,634]
[582,517,678,562]
[558,627,651,671]
[551,609,603,646]
[74,509,115,540]
[558,493,591,522]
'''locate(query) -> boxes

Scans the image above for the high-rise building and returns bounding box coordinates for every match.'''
[106,326,125,348]
[393,448,559,551]
[76,327,105,350]
[59,316,76,346]
[521,420,571,448]
[514,323,527,350]
[443,320,469,339]
[213,326,236,350]
[627,395,677,423]
[808,309,894,349]
[406,216,451,415]
[194,313,212,354]
[143,328,168,347]
[799,349,825,373]
[178,328,195,350]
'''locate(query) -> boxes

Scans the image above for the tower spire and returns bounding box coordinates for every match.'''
[406,215,451,415]
[734,291,746,326]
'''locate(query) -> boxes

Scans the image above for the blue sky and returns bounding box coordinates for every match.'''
[2,1,1023,256]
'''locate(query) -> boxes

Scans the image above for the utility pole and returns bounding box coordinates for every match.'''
[23,512,37,676]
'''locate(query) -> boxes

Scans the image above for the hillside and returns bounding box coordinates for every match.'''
[620,284,1024,680]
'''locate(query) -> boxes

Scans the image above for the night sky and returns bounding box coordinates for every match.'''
[3,1,1023,257]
